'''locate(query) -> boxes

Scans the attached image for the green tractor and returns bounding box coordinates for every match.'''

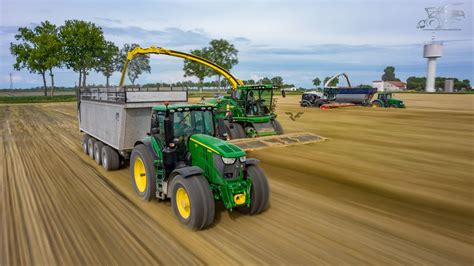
[131,103,270,230]
[205,84,284,139]
[371,92,406,108]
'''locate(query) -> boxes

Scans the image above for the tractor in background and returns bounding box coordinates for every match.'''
[371,92,406,108]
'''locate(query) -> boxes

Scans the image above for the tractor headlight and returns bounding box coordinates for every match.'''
[222,157,236,165]
[239,156,246,163]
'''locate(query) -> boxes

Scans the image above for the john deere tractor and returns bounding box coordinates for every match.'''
[205,84,284,139]
[131,103,270,230]
[371,92,406,108]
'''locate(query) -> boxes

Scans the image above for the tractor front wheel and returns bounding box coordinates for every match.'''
[389,104,398,108]
[130,144,156,201]
[171,174,215,230]
[238,165,270,215]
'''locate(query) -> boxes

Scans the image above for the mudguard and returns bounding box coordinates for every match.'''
[171,166,203,178]
[246,158,260,166]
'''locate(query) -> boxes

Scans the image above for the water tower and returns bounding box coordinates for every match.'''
[423,42,443,92]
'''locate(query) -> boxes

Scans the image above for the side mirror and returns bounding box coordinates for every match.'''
[281,90,286,98]
[151,127,160,135]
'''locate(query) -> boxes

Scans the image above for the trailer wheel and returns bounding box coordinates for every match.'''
[227,123,246,139]
[94,141,104,165]
[82,134,90,155]
[88,138,96,159]
[102,146,120,171]
[238,165,270,215]
[315,100,325,108]
[300,101,310,107]
[130,144,156,201]
[171,174,215,230]
[272,119,284,134]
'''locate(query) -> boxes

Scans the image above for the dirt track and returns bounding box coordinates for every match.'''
[1,94,473,265]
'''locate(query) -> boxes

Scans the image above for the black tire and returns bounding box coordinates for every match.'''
[82,134,89,155]
[88,138,96,159]
[238,165,270,215]
[130,144,156,201]
[300,101,310,107]
[389,104,398,108]
[272,119,284,134]
[315,100,325,108]
[101,145,120,171]
[227,123,246,139]
[170,174,215,230]
[94,141,104,165]
[371,101,383,108]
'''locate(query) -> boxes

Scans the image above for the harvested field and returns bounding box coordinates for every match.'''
[1,94,473,264]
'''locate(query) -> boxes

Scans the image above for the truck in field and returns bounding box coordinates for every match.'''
[78,47,269,229]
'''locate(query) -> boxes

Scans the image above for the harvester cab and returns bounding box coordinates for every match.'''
[371,92,406,108]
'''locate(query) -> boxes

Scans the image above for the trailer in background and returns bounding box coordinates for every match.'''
[300,87,377,108]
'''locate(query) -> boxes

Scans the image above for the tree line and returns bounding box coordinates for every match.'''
[10,20,242,95]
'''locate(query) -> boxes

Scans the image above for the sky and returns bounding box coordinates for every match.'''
[0,0,472,89]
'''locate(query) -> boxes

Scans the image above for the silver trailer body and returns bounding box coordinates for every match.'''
[78,87,187,153]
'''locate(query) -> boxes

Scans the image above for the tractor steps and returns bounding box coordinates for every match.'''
[229,132,327,152]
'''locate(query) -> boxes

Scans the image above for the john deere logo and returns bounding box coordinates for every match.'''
[417,3,465,31]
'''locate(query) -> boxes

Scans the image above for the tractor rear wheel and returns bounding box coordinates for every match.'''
[171,174,215,230]
[227,123,246,139]
[272,119,284,134]
[101,146,120,171]
[130,144,156,201]
[82,134,90,155]
[371,101,382,108]
[238,165,270,215]
[88,138,96,159]
[94,141,104,165]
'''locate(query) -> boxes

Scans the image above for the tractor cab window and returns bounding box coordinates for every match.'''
[173,110,215,139]
[245,89,273,116]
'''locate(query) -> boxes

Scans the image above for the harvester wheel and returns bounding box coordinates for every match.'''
[171,174,215,230]
[94,141,104,165]
[272,119,284,134]
[88,138,96,159]
[82,134,90,155]
[238,165,270,215]
[227,123,246,139]
[101,146,120,171]
[130,144,156,201]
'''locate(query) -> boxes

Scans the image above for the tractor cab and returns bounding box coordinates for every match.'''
[235,85,276,116]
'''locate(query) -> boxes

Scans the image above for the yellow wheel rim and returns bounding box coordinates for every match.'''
[176,187,191,219]
[134,157,147,193]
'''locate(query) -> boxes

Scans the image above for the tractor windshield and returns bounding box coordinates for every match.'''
[244,89,273,116]
[173,110,215,138]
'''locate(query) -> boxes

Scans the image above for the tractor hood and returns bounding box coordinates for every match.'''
[189,134,245,158]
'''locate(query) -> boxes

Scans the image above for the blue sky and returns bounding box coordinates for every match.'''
[0,0,472,88]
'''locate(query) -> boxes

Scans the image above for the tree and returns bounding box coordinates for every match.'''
[406,76,426,91]
[117,43,151,85]
[271,76,283,86]
[97,41,119,87]
[244,79,256,85]
[312,77,321,87]
[381,66,400,81]
[183,47,213,93]
[258,77,272,85]
[10,21,62,96]
[323,76,339,87]
[208,39,239,90]
[59,20,107,88]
